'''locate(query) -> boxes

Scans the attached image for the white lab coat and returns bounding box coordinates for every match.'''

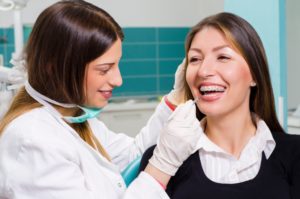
[0,101,172,199]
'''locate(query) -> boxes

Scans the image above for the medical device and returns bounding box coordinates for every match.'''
[0,0,29,118]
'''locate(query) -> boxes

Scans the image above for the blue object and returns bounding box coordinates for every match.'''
[121,156,142,187]
[63,106,102,123]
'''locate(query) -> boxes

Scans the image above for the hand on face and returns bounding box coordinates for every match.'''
[149,100,203,176]
[167,58,187,106]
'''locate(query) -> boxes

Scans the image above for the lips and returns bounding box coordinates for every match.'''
[199,85,226,95]
[198,83,226,101]
[98,90,112,99]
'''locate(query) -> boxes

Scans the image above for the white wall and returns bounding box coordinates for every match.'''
[0,0,224,27]
[286,0,300,109]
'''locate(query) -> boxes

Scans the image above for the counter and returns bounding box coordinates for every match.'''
[98,98,160,137]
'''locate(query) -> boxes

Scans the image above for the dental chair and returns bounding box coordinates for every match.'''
[121,156,142,187]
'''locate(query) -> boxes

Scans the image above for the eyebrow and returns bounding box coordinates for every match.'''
[94,63,114,67]
[189,45,230,53]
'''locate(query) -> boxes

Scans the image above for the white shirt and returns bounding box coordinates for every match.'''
[198,118,276,184]
[0,101,172,199]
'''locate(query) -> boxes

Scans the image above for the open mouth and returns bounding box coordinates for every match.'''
[199,85,226,96]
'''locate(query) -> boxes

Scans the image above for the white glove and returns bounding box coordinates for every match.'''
[167,59,186,106]
[149,100,202,176]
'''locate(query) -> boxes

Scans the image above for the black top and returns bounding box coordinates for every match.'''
[140,133,300,199]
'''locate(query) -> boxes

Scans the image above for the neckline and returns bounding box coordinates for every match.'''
[194,151,267,186]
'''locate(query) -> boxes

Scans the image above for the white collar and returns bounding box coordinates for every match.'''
[196,117,276,159]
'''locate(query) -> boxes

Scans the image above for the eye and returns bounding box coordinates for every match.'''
[217,55,230,62]
[188,56,202,64]
[95,65,111,75]
[99,69,109,75]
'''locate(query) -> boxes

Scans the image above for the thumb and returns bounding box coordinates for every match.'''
[169,100,195,121]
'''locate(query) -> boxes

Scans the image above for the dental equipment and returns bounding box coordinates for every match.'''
[0,0,29,119]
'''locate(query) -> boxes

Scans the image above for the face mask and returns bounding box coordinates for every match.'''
[24,81,102,123]
[63,106,102,123]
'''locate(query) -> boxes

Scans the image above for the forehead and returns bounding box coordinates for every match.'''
[191,27,229,48]
[191,26,244,56]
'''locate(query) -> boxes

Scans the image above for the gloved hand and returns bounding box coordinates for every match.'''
[149,100,202,176]
[167,58,186,106]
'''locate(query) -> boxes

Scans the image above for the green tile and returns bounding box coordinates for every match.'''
[5,28,14,45]
[122,44,156,59]
[123,28,156,43]
[159,43,185,58]
[0,46,4,55]
[5,45,14,67]
[114,77,157,94]
[159,59,183,75]
[120,60,157,76]
[158,28,190,42]
[0,28,6,45]
[159,76,174,93]
[23,25,32,43]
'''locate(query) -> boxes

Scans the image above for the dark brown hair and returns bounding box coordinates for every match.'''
[27,0,124,104]
[184,12,284,133]
[0,0,124,159]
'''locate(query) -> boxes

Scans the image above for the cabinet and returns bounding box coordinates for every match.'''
[98,100,159,137]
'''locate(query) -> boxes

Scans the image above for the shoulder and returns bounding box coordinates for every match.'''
[3,107,66,141]
[272,132,300,152]
[271,132,300,168]
[1,107,78,161]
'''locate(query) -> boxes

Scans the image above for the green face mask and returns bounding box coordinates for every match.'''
[63,107,102,123]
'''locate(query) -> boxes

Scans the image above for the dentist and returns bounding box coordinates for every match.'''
[0,1,201,199]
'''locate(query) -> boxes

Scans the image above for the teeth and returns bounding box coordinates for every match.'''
[200,85,225,92]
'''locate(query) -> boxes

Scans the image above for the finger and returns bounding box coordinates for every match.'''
[169,100,195,120]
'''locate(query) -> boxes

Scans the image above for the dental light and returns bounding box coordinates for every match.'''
[0,0,28,10]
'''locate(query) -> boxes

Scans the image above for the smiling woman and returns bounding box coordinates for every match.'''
[85,38,123,108]
[186,27,254,119]
[140,12,300,199]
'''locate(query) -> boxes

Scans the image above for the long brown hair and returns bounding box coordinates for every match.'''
[0,0,124,160]
[184,12,284,133]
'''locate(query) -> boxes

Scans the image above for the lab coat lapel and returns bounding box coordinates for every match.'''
[53,113,120,174]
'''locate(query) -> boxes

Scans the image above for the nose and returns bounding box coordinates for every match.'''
[197,57,215,78]
[110,66,123,87]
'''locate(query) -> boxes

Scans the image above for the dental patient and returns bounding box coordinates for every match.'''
[140,12,300,199]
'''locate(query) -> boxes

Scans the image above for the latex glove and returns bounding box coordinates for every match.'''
[149,100,202,176]
[167,58,186,106]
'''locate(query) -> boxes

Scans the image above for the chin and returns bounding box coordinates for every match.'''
[198,106,220,117]
[86,100,107,109]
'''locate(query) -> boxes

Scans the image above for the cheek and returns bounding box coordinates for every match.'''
[85,74,102,97]
[222,65,252,85]
[186,66,197,87]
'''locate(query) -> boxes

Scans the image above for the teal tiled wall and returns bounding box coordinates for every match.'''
[0,26,189,97]
[0,27,15,67]
[0,25,32,67]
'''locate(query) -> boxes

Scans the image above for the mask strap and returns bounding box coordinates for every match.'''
[24,81,101,123]
[24,81,74,119]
